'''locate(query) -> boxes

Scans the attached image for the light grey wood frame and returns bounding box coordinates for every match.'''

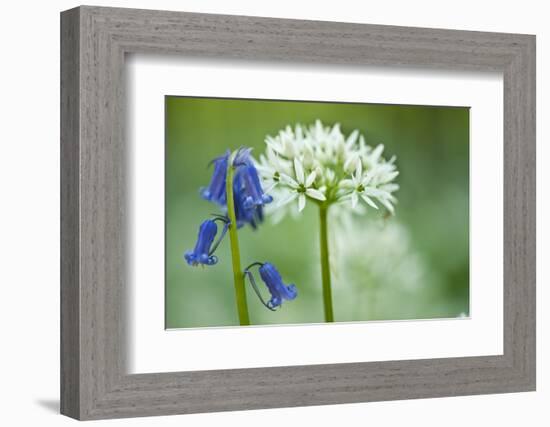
[60,5,536,420]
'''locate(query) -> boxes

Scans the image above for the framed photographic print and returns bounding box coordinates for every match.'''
[61,5,536,420]
[164,96,469,329]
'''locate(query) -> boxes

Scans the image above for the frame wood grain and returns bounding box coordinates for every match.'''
[60,5,536,420]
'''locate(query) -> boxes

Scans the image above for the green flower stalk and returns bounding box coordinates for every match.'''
[184,148,298,326]
[225,151,250,325]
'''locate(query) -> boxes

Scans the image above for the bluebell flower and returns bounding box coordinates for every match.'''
[259,262,297,309]
[184,219,222,266]
[234,188,261,229]
[232,147,254,167]
[239,164,273,209]
[233,169,266,229]
[200,147,272,230]
[200,150,230,206]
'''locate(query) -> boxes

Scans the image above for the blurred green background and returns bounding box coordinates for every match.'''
[165,96,469,329]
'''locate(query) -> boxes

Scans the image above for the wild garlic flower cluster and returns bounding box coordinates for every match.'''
[333,220,427,293]
[255,120,399,218]
[331,220,429,320]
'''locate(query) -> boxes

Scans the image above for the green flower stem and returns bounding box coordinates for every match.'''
[319,204,334,322]
[226,154,251,326]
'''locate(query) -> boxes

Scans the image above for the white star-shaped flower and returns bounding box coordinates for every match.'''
[340,162,386,210]
[279,158,326,212]
[255,147,292,193]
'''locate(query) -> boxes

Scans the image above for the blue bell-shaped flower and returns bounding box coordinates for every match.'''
[184,219,220,266]
[259,262,297,309]
[200,151,229,206]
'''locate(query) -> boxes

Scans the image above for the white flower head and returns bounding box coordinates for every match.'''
[279,158,326,212]
[331,219,431,319]
[255,146,292,193]
[257,120,399,219]
[340,162,380,209]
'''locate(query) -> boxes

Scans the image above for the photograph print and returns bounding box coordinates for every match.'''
[165,96,470,329]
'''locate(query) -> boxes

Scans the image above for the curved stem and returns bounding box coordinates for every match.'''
[226,154,251,326]
[243,269,276,312]
[208,220,229,256]
[319,204,334,322]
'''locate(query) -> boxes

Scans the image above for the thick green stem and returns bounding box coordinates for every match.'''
[226,155,250,326]
[319,205,334,322]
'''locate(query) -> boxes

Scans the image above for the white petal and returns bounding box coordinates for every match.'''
[295,124,303,140]
[379,197,395,214]
[361,172,374,187]
[359,135,367,151]
[254,162,270,173]
[335,193,351,203]
[315,120,324,136]
[351,191,358,208]
[361,194,379,209]
[264,181,278,193]
[265,138,284,155]
[280,173,299,189]
[306,188,326,201]
[324,168,336,183]
[305,170,317,187]
[355,160,362,178]
[345,129,359,148]
[371,144,384,162]
[339,179,355,189]
[302,146,314,168]
[363,187,387,198]
[379,170,399,183]
[277,192,298,208]
[330,123,341,138]
[298,194,306,212]
[380,183,399,193]
[343,154,359,172]
[294,157,305,184]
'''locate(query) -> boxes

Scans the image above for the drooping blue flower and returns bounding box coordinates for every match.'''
[200,150,230,206]
[239,164,273,209]
[232,146,254,167]
[233,169,266,229]
[200,147,272,230]
[234,188,260,229]
[184,219,221,266]
[259,262,297,309]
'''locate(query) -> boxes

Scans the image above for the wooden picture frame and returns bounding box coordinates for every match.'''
[60,5,536,420]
